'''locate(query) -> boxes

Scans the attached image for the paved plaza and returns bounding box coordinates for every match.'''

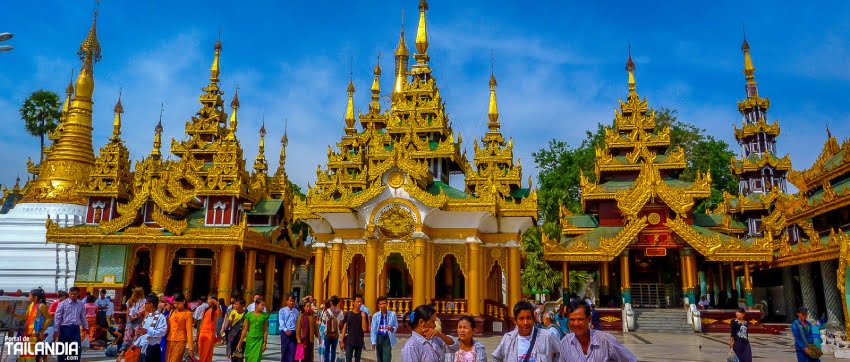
[77,331,839,361]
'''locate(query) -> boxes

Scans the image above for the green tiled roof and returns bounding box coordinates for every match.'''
[808,176,850,205]
[426,181,471,199]
[249,226,279,236]
[565,214,599,228]
[598,177,692,192]
[509,188,530,199]
[186,209,205,228]
[693,213,746,229]
[690,225,743,244]
[560,227,623,248]
[248,199,282,216]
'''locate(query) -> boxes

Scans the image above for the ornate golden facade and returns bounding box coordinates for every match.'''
[301,0,536,327]
[43,15,307,306]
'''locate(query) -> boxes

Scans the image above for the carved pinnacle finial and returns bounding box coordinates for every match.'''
[626,43,636,94]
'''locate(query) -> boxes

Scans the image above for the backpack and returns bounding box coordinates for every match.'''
[325,309,341,340]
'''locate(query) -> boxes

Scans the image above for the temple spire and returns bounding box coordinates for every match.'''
[210,32,222,83]
[151,106,164,160]
[279,119,289,169]
[111,90,123,141]
[370,54,382,113]
[626,44,636,97]
[394,11,409,94]
[254,121,268,174]
[488,59,500,129]
[226,87,240,141]
[344,78,356,133]
[414,0,429,64]
[62,73,74,114]
[741,35,759,100]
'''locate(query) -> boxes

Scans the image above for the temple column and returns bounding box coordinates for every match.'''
[562,261,569,294]
[730,262,738,294]
[181,249,195,299]
[799,263,820,320]
[379,267,387,297]
[312,246,326,305]
[782,266,797,322]
[264,254,276,308]
[329,241,343,298]
[467,240,481,316]
[217,245,235,303]
[508,245,521,312]
[426,242,433,302]
[599,262,610,301]
[151,244,169,295]
[689,252,698,303]
[365,238,378,313]
[683,249,696,304]
[718,263,725,300]
[413,236,427,306]
[821,260,845,327]
[620,251,631,304]
[680,252,689,304]
[243,250,257,301]
[743,262,754,307]
[282,257,293,300]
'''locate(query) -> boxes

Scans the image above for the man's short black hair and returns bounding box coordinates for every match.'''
[513,300,535,319]
[354,293,363,302]
[145,293,159,306]
[377,296,387,304]
[567,300,592,318]
[100,289,107,294]
[330,295,340,306]
[69,287,80,293]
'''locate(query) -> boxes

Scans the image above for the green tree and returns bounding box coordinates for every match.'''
[20,90,62,161]
[520,227,562,295]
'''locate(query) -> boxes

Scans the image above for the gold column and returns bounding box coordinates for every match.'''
[508,246,521,311]
[243,250,257,301]
[730,262,738,291]
[217,245,235,303]
[426,242,434,302]
[365,238,378,313]
[329,242,343,298]
[689,254,699,292]
[151,244,169,295]
[413,237,426,306]
[264,254,276,308]
[562,261,569,291]
[181,249,195,299]
[282,257,293,300]
[467,242,481,316]
[743,262,752,291]
[680,253,689,295]
[600,261,609,296]
[619,252,631,303]
[718,263,724,291]
[312,247,326,304]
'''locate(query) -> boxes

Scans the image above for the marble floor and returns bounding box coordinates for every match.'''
[76,331,837,361]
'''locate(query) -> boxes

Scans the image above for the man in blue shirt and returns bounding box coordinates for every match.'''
[135,294,168,362]
[369,296,397,362]
[279,295,299,362]
[791,307,821,362]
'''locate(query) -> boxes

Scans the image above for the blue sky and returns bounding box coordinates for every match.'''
[1,0,849,192]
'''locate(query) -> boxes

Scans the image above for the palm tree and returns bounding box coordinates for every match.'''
[520,227,562,296]
[20,90,61,161]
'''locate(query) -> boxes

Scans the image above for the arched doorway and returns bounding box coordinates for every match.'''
[384,253,411,298]
[435,255,464,300]
[126,248,152,298]
[486,262,506,304]
[345,254,366,298]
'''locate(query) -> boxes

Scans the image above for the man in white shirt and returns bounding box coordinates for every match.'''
[135,294,168,362]
[246,293,266,312]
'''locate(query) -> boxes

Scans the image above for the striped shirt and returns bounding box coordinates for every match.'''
[54,298,89,329]
[558,330,636,362]
[401,331,458,362]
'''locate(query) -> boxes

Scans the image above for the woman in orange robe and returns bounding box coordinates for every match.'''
[197,296,220,362]
[165,294,194,362]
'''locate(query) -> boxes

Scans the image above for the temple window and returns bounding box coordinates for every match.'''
[750,218,763,236]
[787,225,800,245]
[211,201,228,226]
[89,200,106,225]
[752,178,763,193]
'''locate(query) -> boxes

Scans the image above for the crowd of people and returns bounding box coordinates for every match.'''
[15,286,828,361]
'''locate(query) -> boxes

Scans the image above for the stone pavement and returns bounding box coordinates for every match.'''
[77,331,838,361]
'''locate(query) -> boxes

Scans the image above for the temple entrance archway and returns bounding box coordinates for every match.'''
[345,254,366,298]
[126,248,152,296]
[385,253,411,298]
[486,262,506,304]
[435,255,465,300]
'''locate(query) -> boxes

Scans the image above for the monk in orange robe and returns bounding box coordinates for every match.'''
[197,296,220,362]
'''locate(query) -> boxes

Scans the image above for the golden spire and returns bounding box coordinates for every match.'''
[78,6,102,73]
[394,11,409,94]
[344,78,356,131]
[62,74,74,114]
[742,36,757,86]
[415,0,429,56]
[210,34,222,83]
[111,90,123,141]
[488,68,500,129]
[395,10,409,58]
[280,119,289,169]
[151,107,164,160]
[226,87,240,141]
[12,176,20,194]
[254,121,268,174]
[626,44,636,96]
[370,54,381,112]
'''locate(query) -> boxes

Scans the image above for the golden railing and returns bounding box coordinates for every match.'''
[484,299,508,320]
[387,298,413,315]
[432,299,467,315]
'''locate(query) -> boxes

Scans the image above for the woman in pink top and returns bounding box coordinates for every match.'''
[84,294,98,341]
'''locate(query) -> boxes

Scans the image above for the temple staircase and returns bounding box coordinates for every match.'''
[633,309,694,333]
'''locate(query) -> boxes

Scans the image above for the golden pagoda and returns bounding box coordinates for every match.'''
[46,37,309,307]
[544,49,772,314]
[298,0,536,330]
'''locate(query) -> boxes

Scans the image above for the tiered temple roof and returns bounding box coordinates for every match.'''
[299,0,535,220]
[546,51,772,262]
